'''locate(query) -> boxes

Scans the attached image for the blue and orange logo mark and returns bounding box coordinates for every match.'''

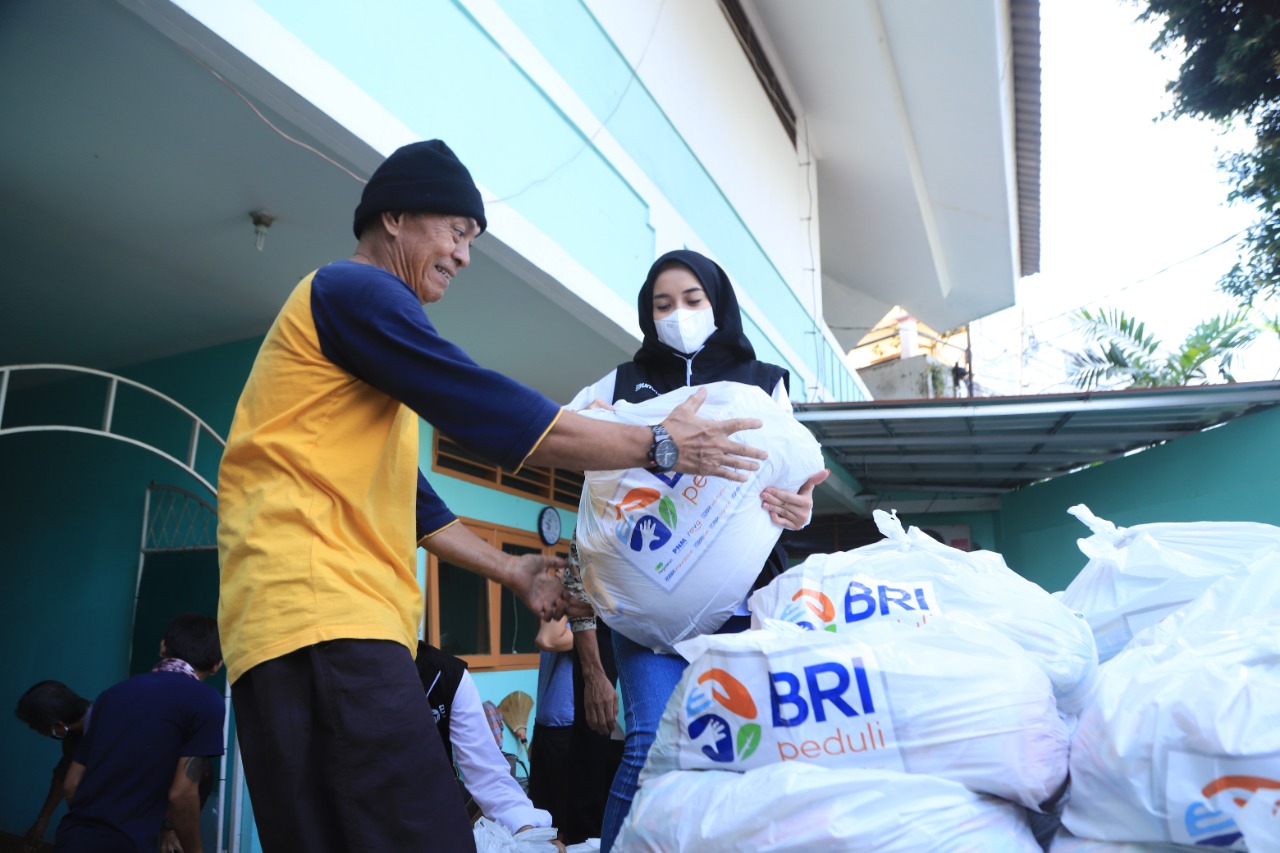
[778,588,839,632]
[1185,774,1280,847]
[611,487,678,553]
[684,668,761,763]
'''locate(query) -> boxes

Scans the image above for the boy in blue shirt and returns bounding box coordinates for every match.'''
[55,614,224,853]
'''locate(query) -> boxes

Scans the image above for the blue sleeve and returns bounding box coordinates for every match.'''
[310,262,562,470]
[180,686,226,758]
[418,469,457,539]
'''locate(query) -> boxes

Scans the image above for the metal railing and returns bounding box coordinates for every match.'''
[0,363,225,495]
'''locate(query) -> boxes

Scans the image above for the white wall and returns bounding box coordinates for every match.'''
[583,0,821,320]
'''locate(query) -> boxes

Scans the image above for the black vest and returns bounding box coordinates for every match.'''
[415,641,469,748]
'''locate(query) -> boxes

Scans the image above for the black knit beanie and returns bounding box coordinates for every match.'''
[352,139,487,239]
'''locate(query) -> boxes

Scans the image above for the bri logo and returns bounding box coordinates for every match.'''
[684,669,762,763]
[610,487,679,553]
[1184,774,1280,848]
[776,580,937,630]
[844,580,934,625]
[684,656,887,766]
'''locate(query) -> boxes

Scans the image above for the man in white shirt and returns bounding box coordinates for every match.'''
[415,642,565,851]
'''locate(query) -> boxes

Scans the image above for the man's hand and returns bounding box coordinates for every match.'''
[761,468,830,530]
[515,827,565,852]
[504,553,570,620]
[564,595,594,620]
[158,828,184,853]
[23,821,48,853]
[574,628,619,736]
[423,524,575,622]
[583,665,619,736]
[661,387,766,483]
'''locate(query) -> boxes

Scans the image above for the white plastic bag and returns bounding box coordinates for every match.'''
[473,818,562,852]
[750,509,1098,713]
[642,619,1069,810]
[575,381,824,653]
[615,763,1042,852]
[1062,614,1280,850]
[1057,504,1280,662]
[1127,551,1280,654]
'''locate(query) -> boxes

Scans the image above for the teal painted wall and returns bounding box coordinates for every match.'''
[997,405,1280,593]
[1,431,218,841]
[0,334,575,837]
[250,0,862,403]
[1,340,259,837]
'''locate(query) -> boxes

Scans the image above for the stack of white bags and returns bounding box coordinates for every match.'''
[1052,508,1280,852]
[610,504,1280,852]
[615,510,1088,852]
[573,385,1279,850]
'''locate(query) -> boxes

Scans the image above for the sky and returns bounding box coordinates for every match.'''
[970,0,1280,395]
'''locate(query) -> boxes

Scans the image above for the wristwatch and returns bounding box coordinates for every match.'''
[648,424,679,473]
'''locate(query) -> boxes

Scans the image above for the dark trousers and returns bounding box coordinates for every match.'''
[231,639,476,853]
[565,622,623,844]
[527,721,574,835]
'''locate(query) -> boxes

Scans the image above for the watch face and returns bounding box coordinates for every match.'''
[653,440,678,471]
[538,506,561,545]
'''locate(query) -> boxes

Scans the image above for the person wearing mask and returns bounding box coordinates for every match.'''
[563,249,829,850]
[14,681,92,852]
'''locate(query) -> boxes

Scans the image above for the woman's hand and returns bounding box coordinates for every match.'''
[761,469,830,530]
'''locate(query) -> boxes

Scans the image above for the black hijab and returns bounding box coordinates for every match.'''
[613,250,789,404]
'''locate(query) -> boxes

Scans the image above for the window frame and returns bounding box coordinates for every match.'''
[431,430,584,510]
[423,517,569,672]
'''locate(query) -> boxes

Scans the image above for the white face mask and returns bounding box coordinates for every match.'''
[655,307,717,354]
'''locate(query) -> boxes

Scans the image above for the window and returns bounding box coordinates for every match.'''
[424,518,569,672]
[433,432,584,509]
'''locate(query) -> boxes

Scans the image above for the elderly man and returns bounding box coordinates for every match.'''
[217,139,765,852]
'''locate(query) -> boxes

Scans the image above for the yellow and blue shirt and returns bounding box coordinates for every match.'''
[217,261,561,683]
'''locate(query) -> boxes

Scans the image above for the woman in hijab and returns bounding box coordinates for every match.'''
[565,249,828,850]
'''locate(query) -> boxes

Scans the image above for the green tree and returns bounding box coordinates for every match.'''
[1137,0,1280,304]
[1067,306,1259,389]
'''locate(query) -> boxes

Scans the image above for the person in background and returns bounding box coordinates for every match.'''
[216,139,767,853]
[557,549,623,845]
[54,613,224,853]
[526,618,575,844]
[14,681,92,852]
[414,641,565,853]
[564,249,830,851]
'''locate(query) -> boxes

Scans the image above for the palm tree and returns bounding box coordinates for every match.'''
[1067,307,1260,390]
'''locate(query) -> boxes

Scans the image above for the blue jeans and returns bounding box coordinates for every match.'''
[599,616,750,851]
